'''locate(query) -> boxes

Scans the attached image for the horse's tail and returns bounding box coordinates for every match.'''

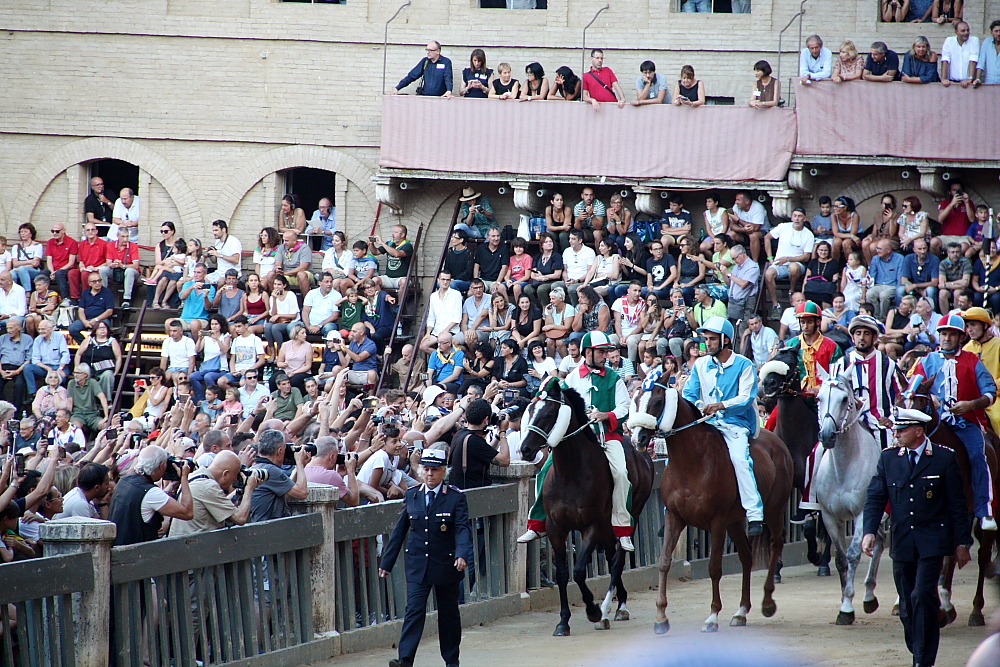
[750,524,773,569]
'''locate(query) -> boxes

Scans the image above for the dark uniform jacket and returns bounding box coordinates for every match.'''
[863,440,972,562]
[380,484,474,585]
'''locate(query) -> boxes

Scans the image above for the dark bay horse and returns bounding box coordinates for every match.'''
[896,374,999,627]
[631,383,793,633]
[759,346,830,571]
[519,381,655,636]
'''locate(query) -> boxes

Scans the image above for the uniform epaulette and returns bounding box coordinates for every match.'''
[935,444,954,452]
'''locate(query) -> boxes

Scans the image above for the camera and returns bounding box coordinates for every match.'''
[7,419,19,433]
[14,453,26,477]
[229,413,240,426]
[233,465,270,490]
[162,456,195,482]
[490,404,519,427]
[107,428,118,440]
[955,189,964,197]
[502,389,516,405]
[282,442,317,466]
[178,394,190,406]
[119,411,133,423]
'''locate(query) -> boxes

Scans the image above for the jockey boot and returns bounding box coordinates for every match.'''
[789,508,817,525]
[619,536,635,552]
[982,516,997,531]
[747,521,765,537]
[517,529,546,543]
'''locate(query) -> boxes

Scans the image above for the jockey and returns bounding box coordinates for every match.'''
[961,306,1000,436]
[912,313,997,531]
[517,331,636,551]
[682,316,766,536]
[785,300,843,397]
[793,315,898,523]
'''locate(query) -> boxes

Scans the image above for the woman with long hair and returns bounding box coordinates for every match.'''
[545,192,574,253]
[862,193,900,263]
[493,339,529,398]
[547,66,581,100]
[460,48,493,98]
[264,274,300,362]
[582,238,621,298]
[279,194,307,234]
[511,294,543,351]
[613,233,650,301]
[485,292,515,350]
[831,196,861,260]
[12,223,46,292]
[519,62,549,101]
[804,240,841,308]
[242,272,270,336]
[254,226,281,290]
[525,340,557,394]
[459,341,495,396]
[569,284,611,346]
[190,313,232,401]
[323,231,354,294]
[74,320,122,399]
[699,191,729,257]
[274,323,313,393]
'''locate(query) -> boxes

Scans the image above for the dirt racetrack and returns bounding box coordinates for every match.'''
[316,556,998,667]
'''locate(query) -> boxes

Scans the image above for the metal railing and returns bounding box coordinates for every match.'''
[376,222,425,393]
[0,553,94,667]
[331,483,518,633]
[109,513,323,667]
[111,299,150,414]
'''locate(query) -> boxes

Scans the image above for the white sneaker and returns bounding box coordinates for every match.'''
[618,536,635,552]
[982,516,998,531]
[60,298,71,308]
[517,529,545,543]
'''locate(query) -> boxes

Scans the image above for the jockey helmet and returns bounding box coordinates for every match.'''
[580,331,615,352]
[698,316,735,344]
[848,314,884,336]
[936,313,967,333]
[960,306,993,326]
[795,300,822,319]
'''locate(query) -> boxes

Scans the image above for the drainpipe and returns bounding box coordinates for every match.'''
[776,0,807,107]
[582,5,610,75]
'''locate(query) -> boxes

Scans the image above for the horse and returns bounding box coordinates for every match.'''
[759,346,832,573]
[896,373,1000,627]
[630,381,793,633]
[814,371,886,625]
[519,380,655,636]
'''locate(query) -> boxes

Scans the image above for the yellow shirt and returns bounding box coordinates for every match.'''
[964,335,1000,433]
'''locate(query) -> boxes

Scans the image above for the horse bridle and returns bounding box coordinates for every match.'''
[643,380,713,439]
[819,377,862,436]
[525,396,598,444]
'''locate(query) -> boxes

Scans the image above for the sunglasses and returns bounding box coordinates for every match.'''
[161,229,171,234]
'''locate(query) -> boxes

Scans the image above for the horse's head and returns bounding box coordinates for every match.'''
[894,371,938,432]
[759,346,800,399]
[816,369,860,448]
[520,378,588,460]
[626,369,678,450]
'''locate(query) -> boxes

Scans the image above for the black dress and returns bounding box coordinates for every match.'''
[491,78,518,96]
[514,307,543,338]
[493,355,530,397]
[804,258,840,305]
[463,67,493,99]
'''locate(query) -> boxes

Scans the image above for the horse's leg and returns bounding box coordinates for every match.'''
[862,525,886,614]
[612,542,631,621]
[573,530,602,626]
[761,499,785,619]
[818,533,833,576]
[969,529,994,626]
[804,515,822,566]
[826,512,856,625]
[726,523,752,627]
[596,542,621,630]
[550,532,572,636]
[938,556,958,627]
[702,524,727,633]
[654,511,684,635]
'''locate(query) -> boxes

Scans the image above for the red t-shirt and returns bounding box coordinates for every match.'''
[582,67,619,103]
[77,238,107,269]
[509,253,532,282]
[938,199,971,236]
[47,236,80,271]
[106,241,139,266]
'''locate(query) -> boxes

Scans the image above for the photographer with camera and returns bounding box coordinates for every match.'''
[107,445,194,546]
[168,451,259,536]
[249,429,310,522]
[304,436,360,507]
[447,398,510,491]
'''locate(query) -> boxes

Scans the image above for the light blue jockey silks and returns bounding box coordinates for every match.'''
[682,351,759,436]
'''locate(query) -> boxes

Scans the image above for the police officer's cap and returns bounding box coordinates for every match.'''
[893,407,932,429]
[420,449,448,468]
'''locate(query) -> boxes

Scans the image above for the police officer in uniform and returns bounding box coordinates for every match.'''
[379,448,473,667]
[862,407,972,667]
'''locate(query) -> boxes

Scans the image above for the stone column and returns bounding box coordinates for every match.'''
[138,169,152,247]
[39,518,117,667]
[289,483,340,636]
[490,462,536,594]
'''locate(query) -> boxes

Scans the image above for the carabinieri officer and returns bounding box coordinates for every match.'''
[379,448,473,667]
[862,407,972,667]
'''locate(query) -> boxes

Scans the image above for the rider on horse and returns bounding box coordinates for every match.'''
[682,316,766,536]
[962,306,1000,436]
[517,331,637,551]
[911,313,998,532]
[794,315,899,522]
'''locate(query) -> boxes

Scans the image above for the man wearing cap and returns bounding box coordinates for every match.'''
[455,188,494,239]
[962,307,1000,435]
[912,313,997,531]
[379,448,473,667]
[517,331,636,550]
[682,316,766,534]
[785,300,843,397]
[862,407,971,667]
[795,315,898,522]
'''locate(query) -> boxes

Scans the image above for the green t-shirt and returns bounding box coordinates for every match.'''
[340,301,363,330]
[693,298,728,327]
[385,239,413,279]
[69,378,104,416]
[270,388,304,422]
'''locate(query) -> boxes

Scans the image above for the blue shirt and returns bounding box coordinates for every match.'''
[350,337,379,372]
[977,38,1000,84]
[683,352,759,435]
[0,333,32,366]
[799,46,833,80]
[869,251,905,286]
[31,333,70,369]
[397,55,453,96]
[79,286,115,320]
[902,52,941,83]
[309,209,337,250]
[901,252,940,286]
[180,281,216,322]
[428,347,465,384]
[864,50,901,79]
[729,258,760,301]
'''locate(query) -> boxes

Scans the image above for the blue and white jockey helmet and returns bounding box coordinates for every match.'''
[697,316,735,345]
[936,313,967,334]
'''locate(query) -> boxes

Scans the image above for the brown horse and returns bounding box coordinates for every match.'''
[631,382,794,633]
[519,381,656,636]
[896,373,999,627]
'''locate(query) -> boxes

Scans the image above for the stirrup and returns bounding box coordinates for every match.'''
[517,529,545,543]
[789,508,817,525]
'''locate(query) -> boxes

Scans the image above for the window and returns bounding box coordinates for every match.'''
[675,0,750,12]
[705,96,736,106]
[479,0,547,9]
[283,168,337,250]
[88,159,140,237]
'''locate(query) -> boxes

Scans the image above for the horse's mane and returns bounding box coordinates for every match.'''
[559,385,599,443]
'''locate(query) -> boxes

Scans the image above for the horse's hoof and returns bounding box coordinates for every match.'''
[774,572,782,584]
[863,598,879,614]
[836,611,855,626]
[730,615,747,627]
[946,606,958,625]
[553,625,570,637]
[817,565,831,577]
[969,612,986,627]
[761,601,777,618]
[614,609,630,621]
[702,621,719,633]
[937,608,948,628]
[595,618,611,630]
[586,607,603,623]
[891,603,900,616]
[653,620,670,635]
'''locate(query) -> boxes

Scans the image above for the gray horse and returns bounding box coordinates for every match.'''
[814,370,886,625]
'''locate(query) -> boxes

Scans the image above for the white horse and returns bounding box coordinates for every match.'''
[814,372,886,625]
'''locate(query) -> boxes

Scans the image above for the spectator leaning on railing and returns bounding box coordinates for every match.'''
[249,429,310,523]
[108,445,194,547]
[167,451,258,536]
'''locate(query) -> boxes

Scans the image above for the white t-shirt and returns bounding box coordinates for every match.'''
[321,248,353,275]
[780,307,802,339]
[161,336,197,369]
[140,486,172,523]
[530,357,557,377]
[0,250,12,274]
[563,245,597,282]
[735,200,768,228]
[253,248,277,276]
[274,291,300,318]
[110,196,142,243]
[358,450,401,489]
[508,428,543,464]
[559,355,581,375]
[230,334,265,372]
[303,288,341,324]
[769,223,815,262]
[53,487,100,520]
[214,236,244,274]
[49,426,86,449]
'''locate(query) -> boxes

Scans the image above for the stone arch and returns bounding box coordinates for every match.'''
[211,146,378,223]
[401,181,464,276]
[8,137,203,232]
[839,168,986,210]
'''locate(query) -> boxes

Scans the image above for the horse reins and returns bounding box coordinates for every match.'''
[648,381,714,439]
[820,378,863,436]
[526,397,599,443]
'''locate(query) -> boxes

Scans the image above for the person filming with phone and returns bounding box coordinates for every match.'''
[107,445,194,546]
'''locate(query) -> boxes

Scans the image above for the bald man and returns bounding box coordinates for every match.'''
[168,450,259,536]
